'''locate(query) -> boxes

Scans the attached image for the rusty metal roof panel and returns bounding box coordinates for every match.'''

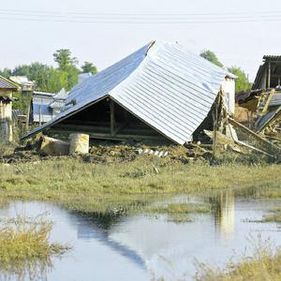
[22,41,233,143]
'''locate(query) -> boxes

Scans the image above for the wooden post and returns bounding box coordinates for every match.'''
[39,105,41,126]
[212,108,218,157]
[212,91,223,157]
[25,102,30,130]
[25,92,32,130]
[110,99,115,136]
[0,94,13,143]
[267,62,271,88]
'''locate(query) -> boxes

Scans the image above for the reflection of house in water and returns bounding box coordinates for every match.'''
[211,191,235,237]
[77,217,145,268]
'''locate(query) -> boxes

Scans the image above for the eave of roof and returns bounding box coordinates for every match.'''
[0,75,20,91]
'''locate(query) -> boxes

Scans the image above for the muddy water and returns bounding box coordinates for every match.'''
[0,195,281,281]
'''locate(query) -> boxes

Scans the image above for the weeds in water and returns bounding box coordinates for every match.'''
[262,208,281,223]
[0,215,70,281]
[195,236,281,281]
[147,203,211,223]
[149,203,211,215]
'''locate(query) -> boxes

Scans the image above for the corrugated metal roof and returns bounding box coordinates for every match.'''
[65,43,151,107]
[32,93,55,123]
[256,106,281,132]
[0,76,18,90]
[23,42,152,137]
[110,42,230,143]
[270,92,281,107]
[22,41,234,144]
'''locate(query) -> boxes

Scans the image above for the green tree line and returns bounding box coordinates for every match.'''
[0,49,97,93]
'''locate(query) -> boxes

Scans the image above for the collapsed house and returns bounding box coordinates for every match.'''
[237,56,281,143]
[22,41,236,145]
[0,75,19,142]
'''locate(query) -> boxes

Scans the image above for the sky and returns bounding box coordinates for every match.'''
[1,0,281,81]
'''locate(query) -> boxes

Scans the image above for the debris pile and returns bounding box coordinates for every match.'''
[237,88,281,157]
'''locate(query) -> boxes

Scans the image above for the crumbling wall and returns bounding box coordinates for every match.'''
[0,95,13,143]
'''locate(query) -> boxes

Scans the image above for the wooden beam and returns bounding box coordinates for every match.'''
[110,100,115,136]
[49,128,166,142]
[267,62,271,88]
[228,117,281,154]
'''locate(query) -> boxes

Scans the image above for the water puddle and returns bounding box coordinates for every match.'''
[0,194,281,281]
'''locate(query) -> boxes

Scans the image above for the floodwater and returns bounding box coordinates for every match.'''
[1,194,281,281]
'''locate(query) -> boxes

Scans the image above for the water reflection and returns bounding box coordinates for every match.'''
[210,191,235,237]
[77,218,145,267]
[0,197,281,281]
[0,258,50,281]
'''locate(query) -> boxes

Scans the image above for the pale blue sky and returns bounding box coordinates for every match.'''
[1,0,281,81]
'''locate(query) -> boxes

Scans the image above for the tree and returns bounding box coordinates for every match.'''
[53,49,79,90]
[13,63,56,92]
[12,63,71,92]
[228,66,251,93]
[81,61,97,74]
[200,49,223,67]
[47,68,68,92]
[53,49,78,71]
[0,68,12,78]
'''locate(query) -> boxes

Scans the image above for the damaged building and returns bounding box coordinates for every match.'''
[23,41,236,145]
[0,75,19,142]
[237,56,281,143]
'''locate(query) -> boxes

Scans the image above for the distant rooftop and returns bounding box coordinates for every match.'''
[0,75,19,91]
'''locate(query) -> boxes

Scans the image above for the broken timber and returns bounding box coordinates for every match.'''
[228,117,281,158]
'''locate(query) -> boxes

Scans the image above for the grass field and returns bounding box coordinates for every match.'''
[0,155,281,215]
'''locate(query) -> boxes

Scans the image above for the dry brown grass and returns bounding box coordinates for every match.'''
[0,215,69,279]
[195,239,281,281]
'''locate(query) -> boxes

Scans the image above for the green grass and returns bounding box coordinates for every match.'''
[0,215,69,279]
[196,240,281,281]
[262,208,281,223]
[0,156,281,215]
[147,202,211,223]
[149,202,211,214]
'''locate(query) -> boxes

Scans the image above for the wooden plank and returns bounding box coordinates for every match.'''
[229,117,281,153]
[49,128,167,142]
[110,100,115,136]
[235,140,274,158]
